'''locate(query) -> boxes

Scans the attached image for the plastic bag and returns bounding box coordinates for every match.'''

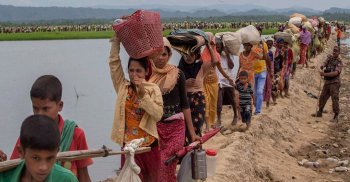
[314,36,321,49]
[177,151,195,182]
[291,40,300,63]
[318,17,326,24]
[290,13,307,22]
[308,19,319,28]
[289,17,302,27]
[287,23,300,34]
[303,22,315,33]
[274,32,292,44]
[115,138,144,182]
[237,25,260,44]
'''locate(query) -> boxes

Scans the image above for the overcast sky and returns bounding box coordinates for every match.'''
[0,0,349,10]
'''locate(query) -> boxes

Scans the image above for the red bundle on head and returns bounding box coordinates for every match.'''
[113,10,164,59]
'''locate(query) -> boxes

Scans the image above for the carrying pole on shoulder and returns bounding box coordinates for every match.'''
[0,146,151,172]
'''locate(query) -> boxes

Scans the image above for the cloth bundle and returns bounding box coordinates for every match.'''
[215,32,242,56]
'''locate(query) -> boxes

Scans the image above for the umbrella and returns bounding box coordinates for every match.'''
[165,126,222,166]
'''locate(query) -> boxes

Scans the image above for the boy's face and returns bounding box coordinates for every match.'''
[239,76,248,84]
[31,98,63,121]
[20,148,58,182]
[266,40,273,49]
[333,47,340,58]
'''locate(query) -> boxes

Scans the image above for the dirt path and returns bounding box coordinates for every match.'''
[102,34,349,182]
[205,34,350,182]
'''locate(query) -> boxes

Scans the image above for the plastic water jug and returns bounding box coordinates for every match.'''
[206,149,217,177]
[191,149,207,180]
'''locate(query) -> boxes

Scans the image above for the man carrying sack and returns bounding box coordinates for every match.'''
[312,46,343,122]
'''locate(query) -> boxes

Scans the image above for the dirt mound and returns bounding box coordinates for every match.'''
[205,35,350,182]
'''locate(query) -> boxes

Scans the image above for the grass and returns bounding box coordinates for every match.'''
[0,28,278,41]
[0,31,114,41]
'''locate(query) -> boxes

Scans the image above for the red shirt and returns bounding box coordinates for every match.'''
[336,29,342,39]
[287,48,293,65]
[10,114,93,176]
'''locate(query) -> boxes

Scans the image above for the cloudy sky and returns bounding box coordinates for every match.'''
[0,0,349,10]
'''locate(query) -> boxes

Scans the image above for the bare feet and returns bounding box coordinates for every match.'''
[330,117,339,123]
[311,111,322,117]
[204,126,209,133]
[231,117,238,126]
[215,120,222,128]
[330,119,338,123]
[245,123,251,131]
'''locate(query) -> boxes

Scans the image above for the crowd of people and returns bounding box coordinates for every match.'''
[0,24,111,34]
[162,21,281,30]
[0,17,346,182]
[0,21,295,34]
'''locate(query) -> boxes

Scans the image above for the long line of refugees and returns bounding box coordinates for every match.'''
[0,24,344,182]
[0,21,287,34]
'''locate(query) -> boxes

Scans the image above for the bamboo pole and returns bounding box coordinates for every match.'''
[57,147,151,161]
[0,147,151,172]
[0,159,21,173]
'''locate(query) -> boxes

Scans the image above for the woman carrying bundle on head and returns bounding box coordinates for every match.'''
[202,33,234,131]
[264,37,275,107]
[274,38,288,98]
[148,37,200,182]
[178,34,219,143]
[252,26,270,115]
[109,33,163,182]
[110,10,166,181]
[298,26,312,68]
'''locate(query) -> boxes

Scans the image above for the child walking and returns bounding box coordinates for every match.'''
[236,71,255,130]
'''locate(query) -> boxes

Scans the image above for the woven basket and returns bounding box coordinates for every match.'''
[113,10,164,59]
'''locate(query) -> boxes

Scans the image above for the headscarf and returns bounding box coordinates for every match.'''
[299,28,311,45]
[265,36,274,42]
[149,37,179,94]
[276,38,285,43]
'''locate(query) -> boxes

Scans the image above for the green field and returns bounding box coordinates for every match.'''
[0,28,278,41]
[0,31,114,41]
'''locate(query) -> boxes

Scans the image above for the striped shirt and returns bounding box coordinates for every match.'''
[236,82,253,107]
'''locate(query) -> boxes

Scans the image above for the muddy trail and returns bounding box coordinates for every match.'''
[292,35,350,181]
[205,34,350,182]
[102,34,350,182]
